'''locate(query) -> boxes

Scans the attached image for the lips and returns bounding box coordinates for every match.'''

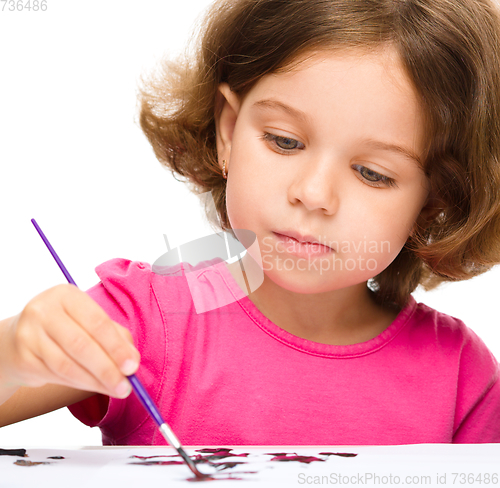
[273,230,334,251]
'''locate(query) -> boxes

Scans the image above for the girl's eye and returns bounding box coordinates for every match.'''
[352,164,397,188]
[261,132,305,153]
[260,134,396,188]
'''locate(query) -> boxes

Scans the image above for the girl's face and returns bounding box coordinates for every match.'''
[216,47,431,295]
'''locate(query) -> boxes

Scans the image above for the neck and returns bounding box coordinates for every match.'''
[225,253,400,345]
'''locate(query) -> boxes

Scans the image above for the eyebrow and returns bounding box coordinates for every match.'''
[360,139,422,166]
[252,99,312,125]
[251,98,422,166]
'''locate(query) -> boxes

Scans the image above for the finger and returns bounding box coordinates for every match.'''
[59,286,140,375]
[39,331,131,398]
[8,324,103,393]
[43,309,132,398]
[114,324,141,371]
[34,331,130,398]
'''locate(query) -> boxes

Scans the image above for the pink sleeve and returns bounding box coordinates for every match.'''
[453,326,500,443]
[453,370,500,443]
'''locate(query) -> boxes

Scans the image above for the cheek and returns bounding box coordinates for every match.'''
[225,133,273,229]
[339,232,404,278]
[225,166,262,231]
[368,184,426,239]
[225,183,245,230]
[338,204,416,276]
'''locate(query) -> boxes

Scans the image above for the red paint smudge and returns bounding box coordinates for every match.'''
[319,452,358,457]
[270,454,325,464]
[129,460,184,466]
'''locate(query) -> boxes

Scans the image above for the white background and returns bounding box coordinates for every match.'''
[0,0,499,447]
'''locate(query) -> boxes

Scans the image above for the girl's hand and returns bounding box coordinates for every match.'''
[0,284,140,399]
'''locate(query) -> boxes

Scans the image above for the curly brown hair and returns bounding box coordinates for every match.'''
[138,0,500,308]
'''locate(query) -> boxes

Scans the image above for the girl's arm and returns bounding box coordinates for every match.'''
[0,382,95,428]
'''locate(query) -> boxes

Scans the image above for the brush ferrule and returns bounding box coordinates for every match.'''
[159,423,182,449]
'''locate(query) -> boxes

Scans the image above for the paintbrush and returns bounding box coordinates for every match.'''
[31,218,205,479]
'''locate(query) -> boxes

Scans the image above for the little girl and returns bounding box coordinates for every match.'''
[1,0,500,445]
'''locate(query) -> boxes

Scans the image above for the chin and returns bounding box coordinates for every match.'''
[262,266,348,295]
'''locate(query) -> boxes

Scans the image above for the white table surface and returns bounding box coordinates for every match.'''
[0,444,499,487]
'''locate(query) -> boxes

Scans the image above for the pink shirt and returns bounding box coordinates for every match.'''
[68,258,500,445]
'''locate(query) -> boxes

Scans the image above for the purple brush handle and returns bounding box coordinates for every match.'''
[30,220,165,427]
[127,374,165,426]
[31,219,76,286]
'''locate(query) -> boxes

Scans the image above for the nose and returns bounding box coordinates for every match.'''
[287,159,340,216]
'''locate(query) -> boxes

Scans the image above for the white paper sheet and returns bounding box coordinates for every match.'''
[0,444,499,487]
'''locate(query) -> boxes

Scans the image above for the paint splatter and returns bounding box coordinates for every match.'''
[269,454,325,464]
[186,471,259,483]
[129,455,177,460]
[319,452,358,457]
[129,448,256,482]
[196,448,233,455]
[0,448,27,457]
[129,447,358,482]
[266,451,358,461]
[129,460,184,466]
[187,474,244,482]
[14,460,51,467]
[194,448,249,461]
[128,449,249,468]
[194,453,247,462]
[211,461,247,471]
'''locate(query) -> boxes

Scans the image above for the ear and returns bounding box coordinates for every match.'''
[420,191,445,221]
[215,83,241,173]
[411,191,444,236]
